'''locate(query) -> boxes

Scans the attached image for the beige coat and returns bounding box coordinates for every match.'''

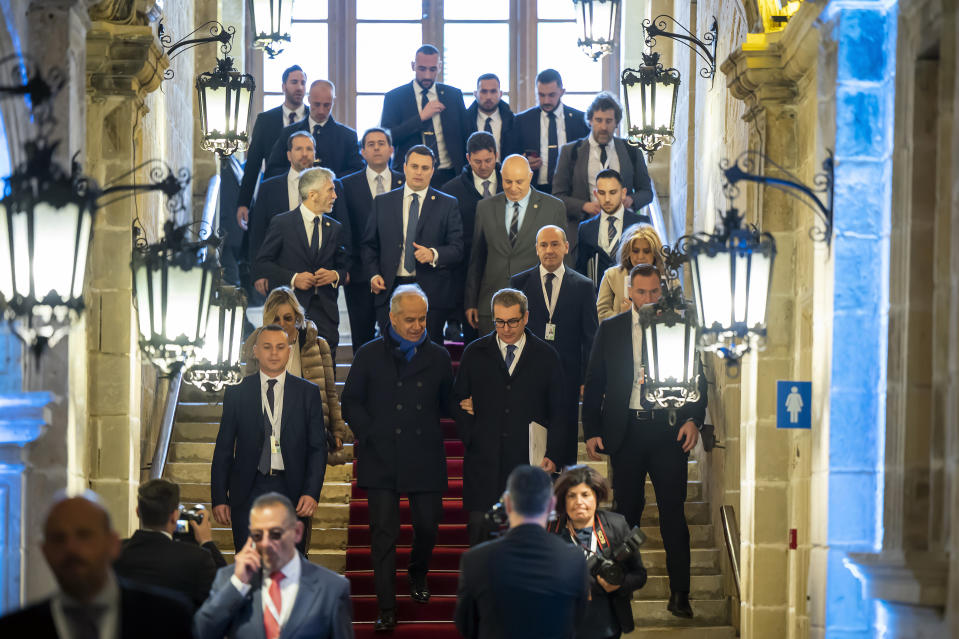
[597,265,630,321]
[241,321,353,465]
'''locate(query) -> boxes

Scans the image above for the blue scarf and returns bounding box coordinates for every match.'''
[389,325,428,361]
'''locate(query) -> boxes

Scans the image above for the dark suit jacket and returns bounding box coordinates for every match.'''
[574,208,652,283]
[452,329,566,511]
[264,116,364,179]
[381,82,468,171]
[238,105,287,208]
[247,172,290,264]
[454,523,588,639]
[508,104,589,184]
[465,100,515,157]
[582,311,708,455]
[339,168,405,281]
[194,558,352,639]
[0,579,194,639]
[361,186,464,310]
[341,334,453,493]
[211,373,327,511]
[253,207,351,318]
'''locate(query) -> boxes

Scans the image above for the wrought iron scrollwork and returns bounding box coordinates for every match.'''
[158,20,235,80]
[643,15,719,84]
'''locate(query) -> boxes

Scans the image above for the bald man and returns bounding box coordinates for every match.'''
[465,154,566,335]
[0,494,193,638]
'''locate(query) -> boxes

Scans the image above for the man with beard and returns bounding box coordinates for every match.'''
[465,73,514,158]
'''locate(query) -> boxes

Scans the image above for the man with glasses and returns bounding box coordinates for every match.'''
[196,493,353,639]
[453,288,567,546]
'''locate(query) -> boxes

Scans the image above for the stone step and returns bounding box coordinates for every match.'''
[176,402,224,422]
[634,574,724,600]
[173,421,220,443]
[170,442,214,462]
[641,548,719,575]
[219,548,346,572]
[335,363,351,382]
[625,626,736,638]
[641,524,713,550]
[640,501,709,526]
[631,597,729,626]
[179,384,225,404]
[165,461,353,484]
[335,344,353,364]
[211,522,348,550]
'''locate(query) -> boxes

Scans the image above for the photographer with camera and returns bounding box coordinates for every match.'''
[114,479,226,610]
[455,465,588,639]
[549,465,647,639]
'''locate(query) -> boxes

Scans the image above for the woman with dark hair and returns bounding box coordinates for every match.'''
[550,465,647,639]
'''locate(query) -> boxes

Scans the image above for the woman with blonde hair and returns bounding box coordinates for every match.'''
[596,224,665,320]
[241,286,352,465]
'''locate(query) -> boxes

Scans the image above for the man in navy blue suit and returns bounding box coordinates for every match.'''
[575,168,652,286]
[381,44,468,186]
[339,127,405,348]
[465,73,514,159]
[510,225,598,468]
[264,80,364,180]
[211,326,328,555]
[508,69,589,194]
[362,144,464,343]
[254,167,351,359]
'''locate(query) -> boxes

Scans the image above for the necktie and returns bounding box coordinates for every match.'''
[481,180,492,199]
[508,202,519,246]
[375,174,385,196]
[63,604,104,639]
[547,111,558,182]
[607,215,617,248]
[259,378,278,474]
[600,143,608,167]
[267,378,277,414]
[310,217,320,260]
[484,116,493,133]
[263,570,285,639]
[312,123,322,159]
[421,89,439,158]
[545,272,555,305]
[288,112,296,125]
[505,344,516,370]
[404,193,420,273]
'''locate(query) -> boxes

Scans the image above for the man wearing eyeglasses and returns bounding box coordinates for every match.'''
[453,288,567,546]
[196,493,353,639]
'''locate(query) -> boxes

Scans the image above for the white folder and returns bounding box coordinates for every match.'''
[529,422,548,465]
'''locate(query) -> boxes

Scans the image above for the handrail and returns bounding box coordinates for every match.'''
[720,505,741,599]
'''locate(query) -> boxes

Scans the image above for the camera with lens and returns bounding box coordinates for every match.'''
[173,504,205,543]
[585,526,647,586]
[484,500,508,529]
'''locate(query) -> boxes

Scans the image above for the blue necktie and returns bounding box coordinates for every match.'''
[505,344,516,370]
[258,379,277,474]
[404,193,420,273]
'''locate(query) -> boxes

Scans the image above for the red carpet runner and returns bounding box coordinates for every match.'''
[348,343,466,637]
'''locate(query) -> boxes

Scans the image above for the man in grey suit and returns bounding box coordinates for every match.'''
[552,91,654,264]
[195,492,352,639]
[465,155,566,335]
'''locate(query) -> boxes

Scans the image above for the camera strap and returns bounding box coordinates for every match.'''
[565,516,610,555]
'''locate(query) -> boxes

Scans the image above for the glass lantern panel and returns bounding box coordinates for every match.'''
[642,324,658,382]
[227,304,244,363]
[746,251,772,329]
[133,263,152,340]
[733,250,749,325]
[10,207,29,297]
[250,0,275,40]
[0,203,13,299]
[196,306,225,364]
[589,0,618,43]
[649,321,689,382]
[654,80,675,132]
[150,266,164,337]
[165,266,208,342]
[71,207,92,300]
[622,76,645,136]
[234,83,254,139]
[33,202,78,302]
[202,85,229,136]
[694,250,732,330]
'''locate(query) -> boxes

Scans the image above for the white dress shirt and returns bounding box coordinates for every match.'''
[472,171,494,198]
[366,166,392,199]
[477,108,503,156]
[587,135,621,198]
[629,306,645,409]
[538,103,567,185]
[496,333,527,376]
[290,203,340,290]
[282,104,307,126]
[415,81,452,169]
[599,205,625,255]
[539,263,565,321]
[505,189,533,237]
[396,184,437,276]
[231,554,302,629]
[260,369,287,470]
[50,571,120,639]
[287,169,301,211]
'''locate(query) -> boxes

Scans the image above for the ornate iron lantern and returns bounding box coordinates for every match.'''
[621,52,680,161]
[248,0,293,59]
[185,285,247,392]
[196,56,256,157]
[572,0,621,61]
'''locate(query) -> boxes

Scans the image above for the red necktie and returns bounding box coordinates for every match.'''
[264,570,285,639]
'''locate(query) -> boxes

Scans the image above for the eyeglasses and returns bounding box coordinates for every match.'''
[249,528,288,542]
[493,318,523,328]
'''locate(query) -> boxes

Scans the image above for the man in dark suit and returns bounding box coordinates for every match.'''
[582,263,708,619]
[454,465,588,639]
[341,285,454,631]
[211,325,327,554]
[508,69,589,194]
[254,167,350,359]
[264,80,364,180]
[237,65,308,232]
[362,145,464,343]
[0,494,194,638]
[510,226,597,469]
[453,288,567,545]
[114,479,225,611]
[575,168,652,285]
[465,154,566,335]
[465,73,514,159]
[339,127,405,348]
[441,131,501,343]
[381,44,468,186]
[553,92,654,262]
[196,493,352,639]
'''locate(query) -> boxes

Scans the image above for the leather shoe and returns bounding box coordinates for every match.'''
[667,591,694,618]
[374,609,396,632]
[408,573,431,604]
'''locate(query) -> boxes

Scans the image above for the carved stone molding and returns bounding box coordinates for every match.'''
[89,0,162,25]
[722,37,798,111]
[86,20,167,106]
[846,551,949,608]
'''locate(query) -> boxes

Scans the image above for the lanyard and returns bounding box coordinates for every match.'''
[565,516,610,556]
[263,382,281,432]
[541,271,561,323]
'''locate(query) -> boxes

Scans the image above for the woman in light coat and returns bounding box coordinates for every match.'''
[596,224,665,320]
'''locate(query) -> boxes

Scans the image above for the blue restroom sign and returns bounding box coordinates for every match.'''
[777,381,811,429]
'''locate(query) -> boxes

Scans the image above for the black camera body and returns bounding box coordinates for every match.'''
[173,504,205,543]
[485,501,508,528]
[586,526,646,586]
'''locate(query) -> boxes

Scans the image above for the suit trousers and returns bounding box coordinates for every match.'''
[467,510,498,547]
[610,411,690,592]
[345,281,377,349]
[230,472,312,557]
[476,314,494,338]
[304,293,339,361]
[367,488,444,610]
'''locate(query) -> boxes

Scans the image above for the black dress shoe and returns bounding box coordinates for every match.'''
[667,591,694,618]
[408,573,431,604]
[374,609,397,632]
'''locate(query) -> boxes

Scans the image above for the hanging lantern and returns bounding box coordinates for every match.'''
[0,141,96,351]
[621,51,680,161]
[132,221,220,374]
[185,285,247,393]
[573,0,621,61]
[639,285,702,417]
[196,57,256,157]
[248,0,293,59]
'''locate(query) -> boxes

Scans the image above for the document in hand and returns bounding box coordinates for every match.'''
[529,422,547,465]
